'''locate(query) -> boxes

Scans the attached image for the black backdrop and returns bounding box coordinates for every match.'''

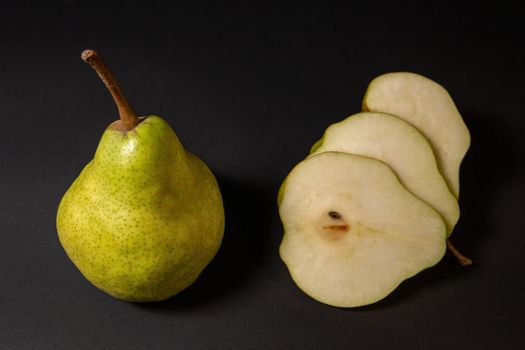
[1,1,524,349]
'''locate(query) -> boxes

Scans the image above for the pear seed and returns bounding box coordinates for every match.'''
[328,211,342,220]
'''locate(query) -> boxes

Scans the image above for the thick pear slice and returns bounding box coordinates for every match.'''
[279,152,446,307]
[362,72,470,198]
[310,112,459,236]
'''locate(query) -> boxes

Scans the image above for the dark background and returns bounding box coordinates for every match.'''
[1,0,524,348]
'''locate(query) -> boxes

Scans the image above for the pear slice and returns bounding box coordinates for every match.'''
[362,72,470,198]
[310,112,459,236]
[279,152,446,307]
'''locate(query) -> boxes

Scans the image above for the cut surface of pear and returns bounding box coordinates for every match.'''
[362,72,470,198]
[279,152,446,307]
[310,112,459,236]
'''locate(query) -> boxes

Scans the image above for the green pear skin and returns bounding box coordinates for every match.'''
[57,116,224,301]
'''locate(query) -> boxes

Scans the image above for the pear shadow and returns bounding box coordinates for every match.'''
[448,111,520,260]
[348,257,472,312]
[133,175,276,312]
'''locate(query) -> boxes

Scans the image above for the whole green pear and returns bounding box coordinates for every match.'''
[57,50,224,301]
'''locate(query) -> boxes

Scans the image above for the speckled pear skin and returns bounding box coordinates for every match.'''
[57,115,224,302]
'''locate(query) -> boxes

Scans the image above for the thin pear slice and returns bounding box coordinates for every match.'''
[279,152,446,307]
[362,72,470,198]
[310,112,459,236]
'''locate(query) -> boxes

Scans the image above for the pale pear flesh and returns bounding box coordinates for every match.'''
[362,72,470,198]
[279,152,446,307]
[310,112,459,236]
[57,116,225,301]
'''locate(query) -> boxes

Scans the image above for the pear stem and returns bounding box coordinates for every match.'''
[81,49,140,130]
[446,239,473,266]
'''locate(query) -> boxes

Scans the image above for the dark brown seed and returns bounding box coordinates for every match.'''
[328,211,342,220]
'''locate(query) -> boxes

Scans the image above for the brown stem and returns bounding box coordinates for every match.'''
[81,49,139,130]
[446,239,473,266]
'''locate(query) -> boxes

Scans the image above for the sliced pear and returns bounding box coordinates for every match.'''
[310,112,459,236]
[362,72,470,198]
[279,152,446,307]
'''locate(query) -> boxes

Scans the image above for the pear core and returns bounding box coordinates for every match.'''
[321,211,350,239]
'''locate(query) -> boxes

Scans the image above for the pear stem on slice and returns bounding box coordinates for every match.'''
[446,239,473,266]
[81,49,140,131]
